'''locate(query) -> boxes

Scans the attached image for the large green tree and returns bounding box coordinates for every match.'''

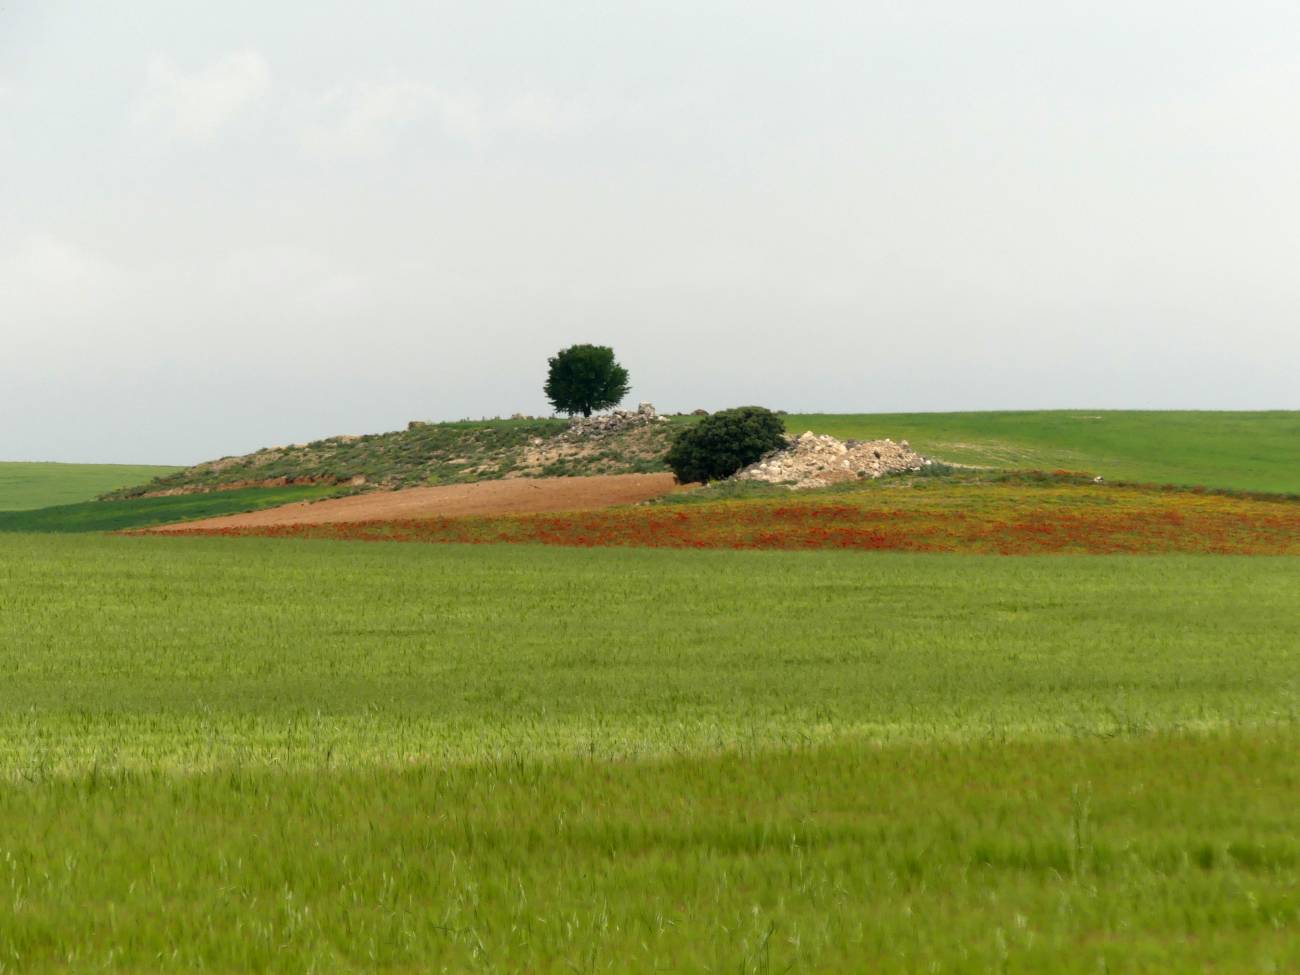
[544,344,631,417]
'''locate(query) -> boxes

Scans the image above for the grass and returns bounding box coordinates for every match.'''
[789,410,1300,493]
[4,732,1296,973]
[0,484,345,534]
[1,533,1297,970]
[173,474,1300,555]
[0,461,179,511]
[106,417,679,498]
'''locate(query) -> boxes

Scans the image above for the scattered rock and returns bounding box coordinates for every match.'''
[561,402,668,440]
[734,431,929,489]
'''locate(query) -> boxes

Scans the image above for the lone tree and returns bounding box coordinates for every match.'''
[544,344,631,417]
[665,406,786,483]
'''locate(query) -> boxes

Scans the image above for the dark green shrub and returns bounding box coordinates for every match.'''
[665,406,786,483]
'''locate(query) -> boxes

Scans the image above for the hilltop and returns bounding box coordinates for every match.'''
[106,408,684,500]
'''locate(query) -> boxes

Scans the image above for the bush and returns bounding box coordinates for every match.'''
[665,406,786,483]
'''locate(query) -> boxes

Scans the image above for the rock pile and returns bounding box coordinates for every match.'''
[735,431,929,489]
[561,402,667,440]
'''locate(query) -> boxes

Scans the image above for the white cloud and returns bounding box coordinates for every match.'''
[135,50,271,143]
[300,81,581,157]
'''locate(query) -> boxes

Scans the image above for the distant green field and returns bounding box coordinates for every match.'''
[790,411,1300,494]
[1,534,1296,971]
[0,484,343,533]
[0,461,180,511]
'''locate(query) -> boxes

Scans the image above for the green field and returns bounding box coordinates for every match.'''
[791,411,1300,494]
[2,533,1297,971]
[0,461,180,511]
[0,484,343,534]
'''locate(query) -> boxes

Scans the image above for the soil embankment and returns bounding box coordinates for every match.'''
[145,473,680,532]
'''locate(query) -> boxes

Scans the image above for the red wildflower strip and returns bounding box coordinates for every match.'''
[148,482,1300,556]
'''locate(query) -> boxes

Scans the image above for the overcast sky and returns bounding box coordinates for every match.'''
[3,1,1298,463]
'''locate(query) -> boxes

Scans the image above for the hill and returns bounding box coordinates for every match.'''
[103,410,1300,501]
[797,410,1300,494]
[105,414,681,499]
[0,461,180,511]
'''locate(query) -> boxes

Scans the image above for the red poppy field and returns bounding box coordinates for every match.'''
[151,475,1300,555]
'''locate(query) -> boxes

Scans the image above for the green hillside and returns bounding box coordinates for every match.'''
[53,410,1300,506]
[0,462,180,511]
[105,417,677,499]
[792,411,1300,494]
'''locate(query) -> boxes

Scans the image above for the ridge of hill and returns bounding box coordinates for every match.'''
[105,416,683,500]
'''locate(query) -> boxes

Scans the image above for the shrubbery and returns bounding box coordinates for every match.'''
[665,406,786,483]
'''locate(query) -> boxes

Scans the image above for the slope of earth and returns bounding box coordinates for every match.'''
[789,410,1300,494]
[107,416,683,499]
[0,485,343,534]
[0,461,180,511]
[161,473,1300,556]
[1,533,1297,971]
[143,473,680,532]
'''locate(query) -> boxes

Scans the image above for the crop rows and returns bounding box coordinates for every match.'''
[3,534,1298,970]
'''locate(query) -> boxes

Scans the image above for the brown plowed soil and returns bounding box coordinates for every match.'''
[146,473,681,533]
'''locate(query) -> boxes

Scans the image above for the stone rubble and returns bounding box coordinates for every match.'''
[734,431,930,489]
[561,401,668,440]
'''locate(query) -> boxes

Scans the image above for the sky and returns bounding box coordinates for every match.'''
[2,1,1298,464]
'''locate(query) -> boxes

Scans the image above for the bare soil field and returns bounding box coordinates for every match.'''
[144,473,681,532]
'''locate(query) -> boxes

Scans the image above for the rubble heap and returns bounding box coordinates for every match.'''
[735,431,930,489]
[561,402,668,440]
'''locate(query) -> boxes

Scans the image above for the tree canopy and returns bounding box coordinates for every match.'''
[544,345,631,418]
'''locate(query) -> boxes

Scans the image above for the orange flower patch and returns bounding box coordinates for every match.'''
[151,480,1300,556]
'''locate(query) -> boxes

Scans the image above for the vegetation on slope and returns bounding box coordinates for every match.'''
[0,461,179,511]
[102,410,1300,502]
[794,410,1300,494]
[0,484,343,534]
[105,417,682,499]
[1,535,1297,970]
